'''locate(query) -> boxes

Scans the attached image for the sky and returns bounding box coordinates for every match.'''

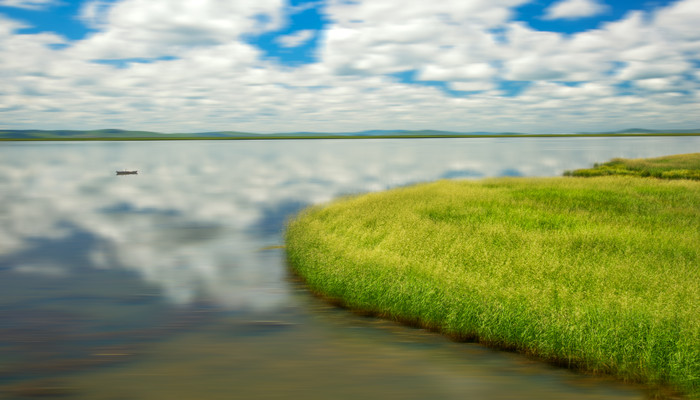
[1,0,699,134]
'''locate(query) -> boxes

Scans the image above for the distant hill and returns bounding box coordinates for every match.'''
[1,128,699,140]
[290,130,496,137]
[577,128,700,135]
[0,129,256,139]
[0,129,162,139]
[0,129,520,139]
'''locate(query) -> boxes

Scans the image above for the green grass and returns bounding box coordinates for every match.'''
[286,176,700,397]
[565,153,700,180]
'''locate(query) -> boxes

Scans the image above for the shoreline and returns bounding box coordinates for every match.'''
[284,267,681,399]
[2,133,700,142]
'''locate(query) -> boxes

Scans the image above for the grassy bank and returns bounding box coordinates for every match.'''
[565,153,700,180]
[286,176,700,397]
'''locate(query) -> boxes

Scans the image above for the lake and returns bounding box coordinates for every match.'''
[1,137,698,399]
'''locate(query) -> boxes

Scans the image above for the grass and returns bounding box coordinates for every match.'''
[565,153,700,180]
[285,176,700,397]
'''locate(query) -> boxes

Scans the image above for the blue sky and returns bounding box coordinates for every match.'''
[0,0,698,133]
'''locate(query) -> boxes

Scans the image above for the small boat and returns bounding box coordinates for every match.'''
[116,170,138,175]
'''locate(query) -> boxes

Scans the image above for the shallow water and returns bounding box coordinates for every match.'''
[1,137,698,399]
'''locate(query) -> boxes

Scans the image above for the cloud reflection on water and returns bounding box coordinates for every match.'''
[1,138,698,310]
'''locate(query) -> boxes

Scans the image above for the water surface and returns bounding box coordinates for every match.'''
[2,137,698,399]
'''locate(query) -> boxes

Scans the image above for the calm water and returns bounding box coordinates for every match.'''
[1,137,698,399]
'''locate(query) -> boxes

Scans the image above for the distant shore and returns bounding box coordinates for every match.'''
[2,132,700,141]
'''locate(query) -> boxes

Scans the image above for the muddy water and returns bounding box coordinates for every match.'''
[1,137,697,399]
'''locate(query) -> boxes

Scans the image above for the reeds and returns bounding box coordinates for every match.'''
[286,176,700,397]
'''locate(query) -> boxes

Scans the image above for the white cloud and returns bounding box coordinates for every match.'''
[289,0,322,14]
[543,0,609,20]
[79,1,112,28]
[0,0,699,133]
[0,0,56,9]
[634,77,680,92]
[523,82,615,99]
[418,63,497,81]
[0,14,26,36]
[276,29,315,48]
[72,0,285,59]
[449,81,495,92]
[654,0,700,41]
[618,60,691,81]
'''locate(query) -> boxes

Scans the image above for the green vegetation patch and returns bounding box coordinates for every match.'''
[286,177,700,396]
[565,153,700,180]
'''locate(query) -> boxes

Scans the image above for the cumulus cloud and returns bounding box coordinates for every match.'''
[0,0,56,9]
[276,29,315,48]
[418,63,497,81]
[618,60,691,81]
[0,0,699,133]
[653,0,700,45]
[290,1,321,14]
[72,0,285,59]
[634,77,681,92]
[543,0,609,20]
[318,0,527,78]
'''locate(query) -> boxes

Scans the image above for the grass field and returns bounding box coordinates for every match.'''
[566,153,700,180]
[286,176,700,397]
